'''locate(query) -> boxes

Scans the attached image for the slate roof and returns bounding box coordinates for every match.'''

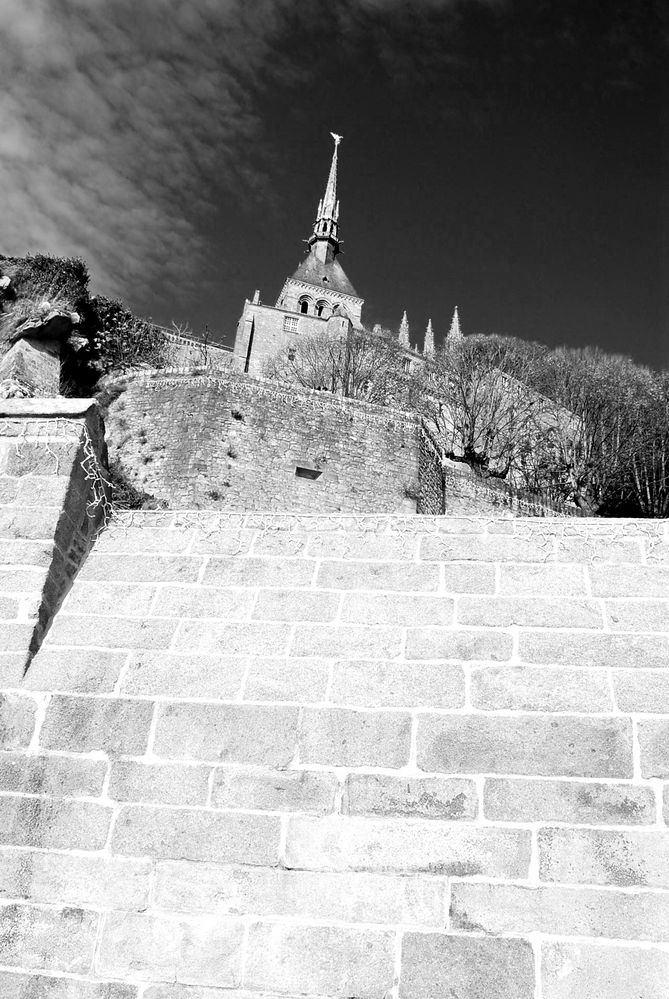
[290,252,361,299]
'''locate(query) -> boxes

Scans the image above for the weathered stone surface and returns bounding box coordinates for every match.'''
[24,648,127,692]
[212,766,338,813]
[542,941,669,999]
[539,828,669,887]
[244,922,395,997]
[519,630,669,668]
[589,564,669,596]
[109,761,211,806]
[0,848,150,909]
[45,614,177,649]
[252,587,340,621]
[344,773,477,820]
[0,902,98,974]
[417,714,633,777]
[451,882,669,940]
[484,778,655,825]
[2,509,669,998]
[637,719,669,777]
[79,553,204,583]
[0,972,135,999]
[121,651,246,699]
[153,703,299,766]
[471,665,612,711]
[442,562,496,592]
[613,669,669,712]
[0,693,36,747]
[111,806,280,865]
[605,598,669,632]
[399,932,535,999]
[243,656,329,701]
[153,862,446,926]
[203,556,314,588]
[299,707,411,767]
[97,911,245,985]
[0,753,106,797]
[406,627,513,661]
[317,559,439,592]
[421,533,556,562]
[329,659,464,707]
[291,623,403,658]
[458,595,604,628]
[499,562,587,595]
[0,797,111,851]
[96,525,196,554]
[40,695,153,755]
[173,620,292,656]
[62,580,158,616]
[340,591,454,625]
[556,537,643,563]
[285,815,531,876]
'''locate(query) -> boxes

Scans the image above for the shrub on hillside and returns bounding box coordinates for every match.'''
[61,295,171,395]
[8,254,90,309]
[0,254,90,349]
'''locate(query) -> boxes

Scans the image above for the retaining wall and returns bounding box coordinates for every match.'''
[1,510,668,998]
[103,371,421,514]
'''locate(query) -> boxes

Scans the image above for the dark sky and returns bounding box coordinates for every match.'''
[2,0,668,368]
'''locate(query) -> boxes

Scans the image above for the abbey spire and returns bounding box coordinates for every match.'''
[308,132,343,264]
[399,310,410,347]
[447,306,462,341]
[424,318,435,355]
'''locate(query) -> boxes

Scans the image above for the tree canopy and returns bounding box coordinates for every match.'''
[264,324,669,518]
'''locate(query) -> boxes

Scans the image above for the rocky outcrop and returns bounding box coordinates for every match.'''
[0,303,81,398]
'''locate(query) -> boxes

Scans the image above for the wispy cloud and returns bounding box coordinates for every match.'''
[1,0,662,321]
[0,0,297,307]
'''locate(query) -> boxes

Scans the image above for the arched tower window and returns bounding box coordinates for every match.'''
[298,296,312,315]
[316,300,330,318]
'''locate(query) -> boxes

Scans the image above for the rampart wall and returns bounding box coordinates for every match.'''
[103,370,422,514]
[442,460,580,518]
[0,506,667,998]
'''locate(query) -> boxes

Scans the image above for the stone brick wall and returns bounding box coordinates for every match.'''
[161,332,234,372]
[104,370,421,513]
[1,511,667,997]
[442,459,581,518]
[0,398,109,674]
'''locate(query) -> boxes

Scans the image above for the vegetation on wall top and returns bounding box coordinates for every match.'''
[264,326,669,519]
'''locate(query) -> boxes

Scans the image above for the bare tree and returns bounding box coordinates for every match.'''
[264,326,413,406]
[628,371,669,517]
[525,347,652,514]
[419,334,546,480]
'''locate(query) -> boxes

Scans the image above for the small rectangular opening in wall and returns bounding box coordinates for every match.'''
[295,466,323,480]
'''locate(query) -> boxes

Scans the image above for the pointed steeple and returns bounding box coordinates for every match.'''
[447,306,462,341]
[308,132,343,264]
[424,318,434,355]
[398,310,410,347]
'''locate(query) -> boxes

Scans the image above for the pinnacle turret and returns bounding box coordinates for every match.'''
[308,132,343,264]
[447,306,462,341]
[399,310,410,347]
[424,318,435,355]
